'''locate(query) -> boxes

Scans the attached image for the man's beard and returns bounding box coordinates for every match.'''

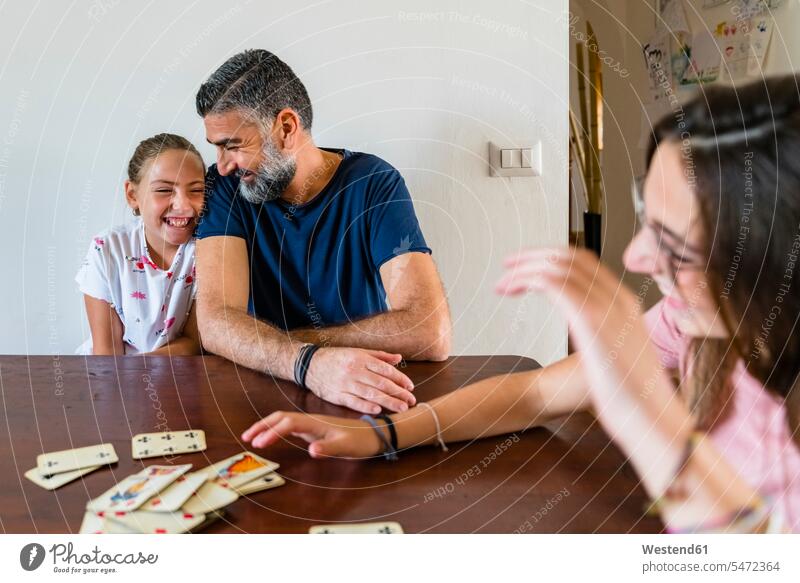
[237,137,297,204]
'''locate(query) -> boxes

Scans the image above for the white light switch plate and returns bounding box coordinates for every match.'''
[488,141,541,177]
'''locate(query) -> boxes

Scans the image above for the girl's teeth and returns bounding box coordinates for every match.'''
[165,218,191,227]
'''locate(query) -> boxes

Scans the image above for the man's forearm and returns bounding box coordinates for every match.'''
[289,307,451,361]
[200,305,301,379]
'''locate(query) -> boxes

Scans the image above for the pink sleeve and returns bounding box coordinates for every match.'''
[644,299,684,370]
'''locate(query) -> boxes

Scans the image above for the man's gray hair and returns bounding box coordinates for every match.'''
[196,49,313,130]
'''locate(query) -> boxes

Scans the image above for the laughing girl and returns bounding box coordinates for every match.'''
[76,133,205,355]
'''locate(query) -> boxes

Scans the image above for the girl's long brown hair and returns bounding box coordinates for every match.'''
[647,75,800,448]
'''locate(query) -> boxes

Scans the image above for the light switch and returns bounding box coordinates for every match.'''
[489,141,541,177]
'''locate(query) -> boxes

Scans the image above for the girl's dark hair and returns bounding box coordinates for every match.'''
[647,75,800,448]
[127,133,204,183]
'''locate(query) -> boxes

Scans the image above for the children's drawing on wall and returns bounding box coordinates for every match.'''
[682,30,722,85]
[747,17,774,75]
[660,0,690,33]
[643,33,673,103]
[670,31,692,86]
[714,17,774,80]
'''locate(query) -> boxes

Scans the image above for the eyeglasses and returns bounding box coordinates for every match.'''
[631,176,706,281]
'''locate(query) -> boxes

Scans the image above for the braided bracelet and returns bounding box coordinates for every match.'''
[417,402,449,452]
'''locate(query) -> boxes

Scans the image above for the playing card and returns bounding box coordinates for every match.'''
[196,452,279,488]
[104,510,206,534]
[86,464,192,512]
[78,510,138,534]
[309,521,404,534]
[131,430,206,459]
[181,480,239,514]
[25,465,101,490]
[78,510,107,534]
[187,509,226,533]
[235,472,285,495]
[37,443,117,475]
[139,472,207,512]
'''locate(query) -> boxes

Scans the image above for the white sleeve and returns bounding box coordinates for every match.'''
[75,236,114,305]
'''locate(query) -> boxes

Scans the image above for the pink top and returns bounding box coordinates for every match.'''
[645,299,800,532]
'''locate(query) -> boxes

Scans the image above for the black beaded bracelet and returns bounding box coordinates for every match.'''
[293,344,321,390]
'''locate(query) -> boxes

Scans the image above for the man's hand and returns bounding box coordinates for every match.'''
[304,347,416,414]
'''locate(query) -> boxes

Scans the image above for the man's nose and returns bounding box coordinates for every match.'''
[217,150,237,176]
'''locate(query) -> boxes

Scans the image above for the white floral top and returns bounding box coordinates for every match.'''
[75,219,197,354]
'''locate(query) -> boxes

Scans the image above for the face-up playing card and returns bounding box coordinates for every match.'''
[103,510,206,534]
[37,443,117,475]
[235,472,285,495]
[86,464,192,512]
[131,430,206,460]
[309,522,404,534]
[78,510,138,534]
[25,465,101,490]
[139,472,207,512]
[180,480,239,514]
[196,452,279,489]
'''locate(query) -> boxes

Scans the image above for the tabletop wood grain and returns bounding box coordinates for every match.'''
[0,355,662,534]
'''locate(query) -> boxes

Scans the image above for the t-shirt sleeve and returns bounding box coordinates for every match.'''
[75,236,114,305]
[196,166,247,239]
[366,163,431,269]
[644,299,685,370]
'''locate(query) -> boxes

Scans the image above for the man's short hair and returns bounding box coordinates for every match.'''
[196,49,313,131]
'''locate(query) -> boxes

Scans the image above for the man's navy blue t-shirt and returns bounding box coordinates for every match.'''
[196,149,431,331]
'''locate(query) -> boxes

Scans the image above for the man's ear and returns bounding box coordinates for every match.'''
[274,108,302,150]
[124,180,139,213]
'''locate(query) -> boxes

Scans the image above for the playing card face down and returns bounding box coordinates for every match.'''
[131,430,207,459]
[25,465,101,490]
[309,522,404,534]
[86,464,192,512]
[197,452,279,488]
[37,443,117,475]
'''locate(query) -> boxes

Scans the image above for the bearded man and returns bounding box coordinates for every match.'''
[194,50,451,414]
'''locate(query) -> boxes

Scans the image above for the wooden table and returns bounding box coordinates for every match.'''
[0,355,662,534]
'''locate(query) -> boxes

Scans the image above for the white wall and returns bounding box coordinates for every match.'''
[0,0,568,363]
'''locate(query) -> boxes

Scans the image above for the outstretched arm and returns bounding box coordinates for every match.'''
[242,351,590,457]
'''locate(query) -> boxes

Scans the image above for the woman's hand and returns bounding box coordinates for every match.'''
[241,411,385,459]
[496,247,692,495]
